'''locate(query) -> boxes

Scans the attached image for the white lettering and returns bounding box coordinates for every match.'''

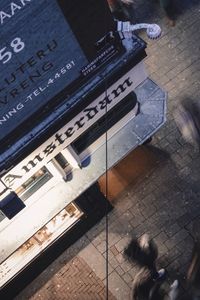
[20,0,31,6]
[39,86,46,92]
[10,3,21,15]
[0,116,6,125]
[16,102,24,110]
[33,89,40,96]
[0,102,25,123]
[0,0,32,26]
[0,12,11,24]
[26,94,33,101]
[7,108,17,117]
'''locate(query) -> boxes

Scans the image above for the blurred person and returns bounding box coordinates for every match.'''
[153,0,176,26]
[124,235,184,300]
[132,268,179,300]
[107,0,134,21]
[159,0,176,26]
[124,234,166,281]
[132,267,165,300]
[174,99,200,149]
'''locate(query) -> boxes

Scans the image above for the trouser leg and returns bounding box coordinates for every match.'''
[159,0,174,19]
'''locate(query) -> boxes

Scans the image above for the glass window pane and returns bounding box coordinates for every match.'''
[15,167,52,201]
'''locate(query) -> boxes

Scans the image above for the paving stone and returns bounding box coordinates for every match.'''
[154,231,169,244]
[115,266,125,276]
[92,235,104,247]
[141,204,157,218]
[164,229,189,250]
[164,222,181,237]
[177,213,193,228]
[129,212,146,228]
[120,260,133,273]
[103,249,114,260]
[108,232,123,248]
[110,245,120,256]
[176,235,194,254]
[115,236,130,253]
[122,272,133,284]
[79,243,113,281]
[103,271,130,300]
[115,252,126,265]
[109,256,120,270]
[96,240,107,254]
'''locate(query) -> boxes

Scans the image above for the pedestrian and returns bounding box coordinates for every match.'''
[153,0,176,26]
[174,99,200,148]
[124,234,166,281]
[132,267,165,300]
[107,0,134,21]
[132,269,179,300]
[159,0,176,26]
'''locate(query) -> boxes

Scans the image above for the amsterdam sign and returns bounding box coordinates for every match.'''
[2,63,147,189]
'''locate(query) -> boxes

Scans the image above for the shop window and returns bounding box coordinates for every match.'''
[0,202,84,287]
[15,167,52,201]
[72,91,138,154]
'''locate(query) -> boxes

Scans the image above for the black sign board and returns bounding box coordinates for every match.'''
[0,0,116,144]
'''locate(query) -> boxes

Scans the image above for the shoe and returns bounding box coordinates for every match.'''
[154,268,166,281]
[170,280,178,289]
[166,16,175,26]
[169,19,175,27]
[169,280,179,300]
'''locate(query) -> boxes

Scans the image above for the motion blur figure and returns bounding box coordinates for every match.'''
[159,0,176,26]
[153,0,175,26]
[107,0,134,21]
[132,269,180,300]
[124,234,182,299]
[124,234,165,280]
[132,267,165,300]
[175,99,200,149]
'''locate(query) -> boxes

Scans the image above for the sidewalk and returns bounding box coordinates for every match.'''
[15,0,200,299]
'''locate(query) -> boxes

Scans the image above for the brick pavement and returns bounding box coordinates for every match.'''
[15,256,116,300]
[15,0,200,299]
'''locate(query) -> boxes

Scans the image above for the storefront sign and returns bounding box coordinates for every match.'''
[0,0,88,141]
[2,62,147,190]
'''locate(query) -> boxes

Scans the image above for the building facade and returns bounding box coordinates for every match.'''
[0,0,166,297]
